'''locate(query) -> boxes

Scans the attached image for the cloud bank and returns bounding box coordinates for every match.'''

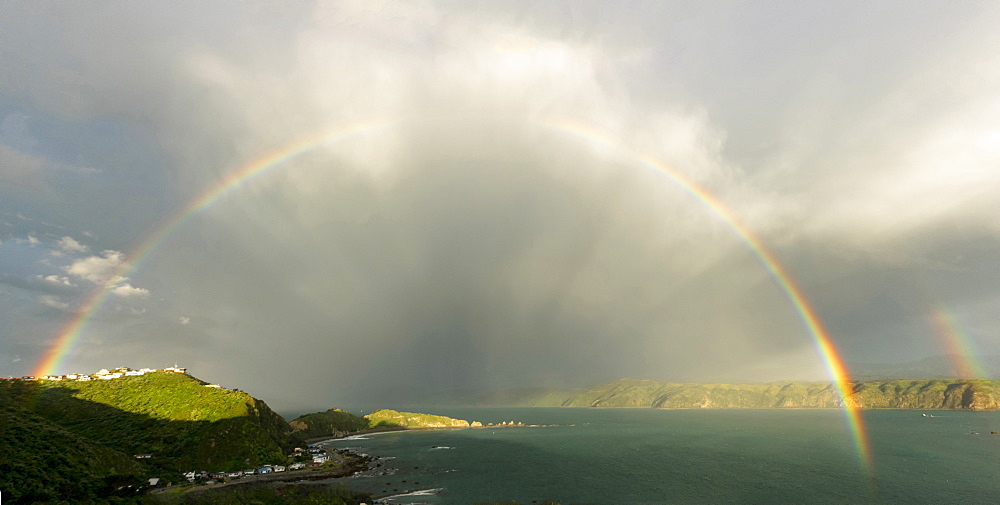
[1,1,999,409]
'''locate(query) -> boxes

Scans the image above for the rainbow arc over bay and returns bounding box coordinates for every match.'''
[32,116,872,473]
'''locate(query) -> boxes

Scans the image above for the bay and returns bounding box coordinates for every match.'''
[320,408,1000,504]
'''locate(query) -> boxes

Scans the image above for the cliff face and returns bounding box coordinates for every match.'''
[468,378,1000,410]
[850,380,1000,410]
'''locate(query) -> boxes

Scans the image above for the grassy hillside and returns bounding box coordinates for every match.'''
[1,372,298,474]
[365,408,471,428]
[289,407,472,438]
[0,395,146,504]
[288,408,370,439]
[466,377,1000,410]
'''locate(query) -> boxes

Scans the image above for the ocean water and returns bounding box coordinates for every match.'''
[320,408,1000,504]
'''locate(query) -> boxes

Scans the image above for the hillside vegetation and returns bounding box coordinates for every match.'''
[289,408,471,439]
[0,396,146,504]
[365,408,471,428]
[288,408,371,439]
[467,377,1000,410]
[0,371,300,504]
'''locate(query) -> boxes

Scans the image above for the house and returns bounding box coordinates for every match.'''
[183,471,196,482]
[273,465,285,472]
[125,370,145,376]
[148,478,163,488]
[134,454,153,459]
[76,375,91,381]
[288,462,306,470]
[65,374,79,379]
[226,471,241,479]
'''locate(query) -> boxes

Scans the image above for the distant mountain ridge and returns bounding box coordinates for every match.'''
[463,377,1000,410]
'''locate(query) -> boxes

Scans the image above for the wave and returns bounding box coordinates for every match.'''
[378,487,444,504]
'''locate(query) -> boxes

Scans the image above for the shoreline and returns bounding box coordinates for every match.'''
[172,449,374,494]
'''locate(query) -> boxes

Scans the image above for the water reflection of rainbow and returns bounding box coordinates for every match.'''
[31,117,872,473]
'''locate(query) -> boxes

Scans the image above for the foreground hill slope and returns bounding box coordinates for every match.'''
[466,378,1000,410]
[0,395,145,504]
[1,371,297,474]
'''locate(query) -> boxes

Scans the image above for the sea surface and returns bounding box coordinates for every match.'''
[319,408,1000,504]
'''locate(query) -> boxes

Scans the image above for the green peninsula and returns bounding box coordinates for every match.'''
[289,407,473,440]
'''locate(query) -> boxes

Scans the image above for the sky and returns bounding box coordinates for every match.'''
[1,1,999,411]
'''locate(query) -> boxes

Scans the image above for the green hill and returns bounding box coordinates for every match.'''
[289,408,471,438]
[0,370,300,504]
[0,394,146,504]
[365,408,470,428]
[466,377,1000,410]
[288,408,371,439]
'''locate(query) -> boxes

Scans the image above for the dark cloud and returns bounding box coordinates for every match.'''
[1,1,999,409]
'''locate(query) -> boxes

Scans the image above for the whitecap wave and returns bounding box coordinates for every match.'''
[380,487,444,500]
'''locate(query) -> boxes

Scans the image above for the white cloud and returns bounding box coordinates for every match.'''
[64,249,150,298]
[26,234,39,245]
[57,236,89,254]
[111,283,149,298]
[36,274,76,287]
[39,295,69,310]
[179,316,190,325]
[64,249,126,284]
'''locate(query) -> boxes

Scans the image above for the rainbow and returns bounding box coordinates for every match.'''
[929,307,987,378]
[540,118,872,474]
[32,115,872,473]
[32,118,395,379]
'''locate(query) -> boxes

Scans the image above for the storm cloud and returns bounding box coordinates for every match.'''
[2,1,999,410]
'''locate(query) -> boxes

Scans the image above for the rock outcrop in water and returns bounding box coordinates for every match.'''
[465,378,1000,410]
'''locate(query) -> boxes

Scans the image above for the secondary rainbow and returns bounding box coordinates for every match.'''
[33,116,872,473]
[539,118,873,474]
[929,306,987,379]
[32,119,395,379]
